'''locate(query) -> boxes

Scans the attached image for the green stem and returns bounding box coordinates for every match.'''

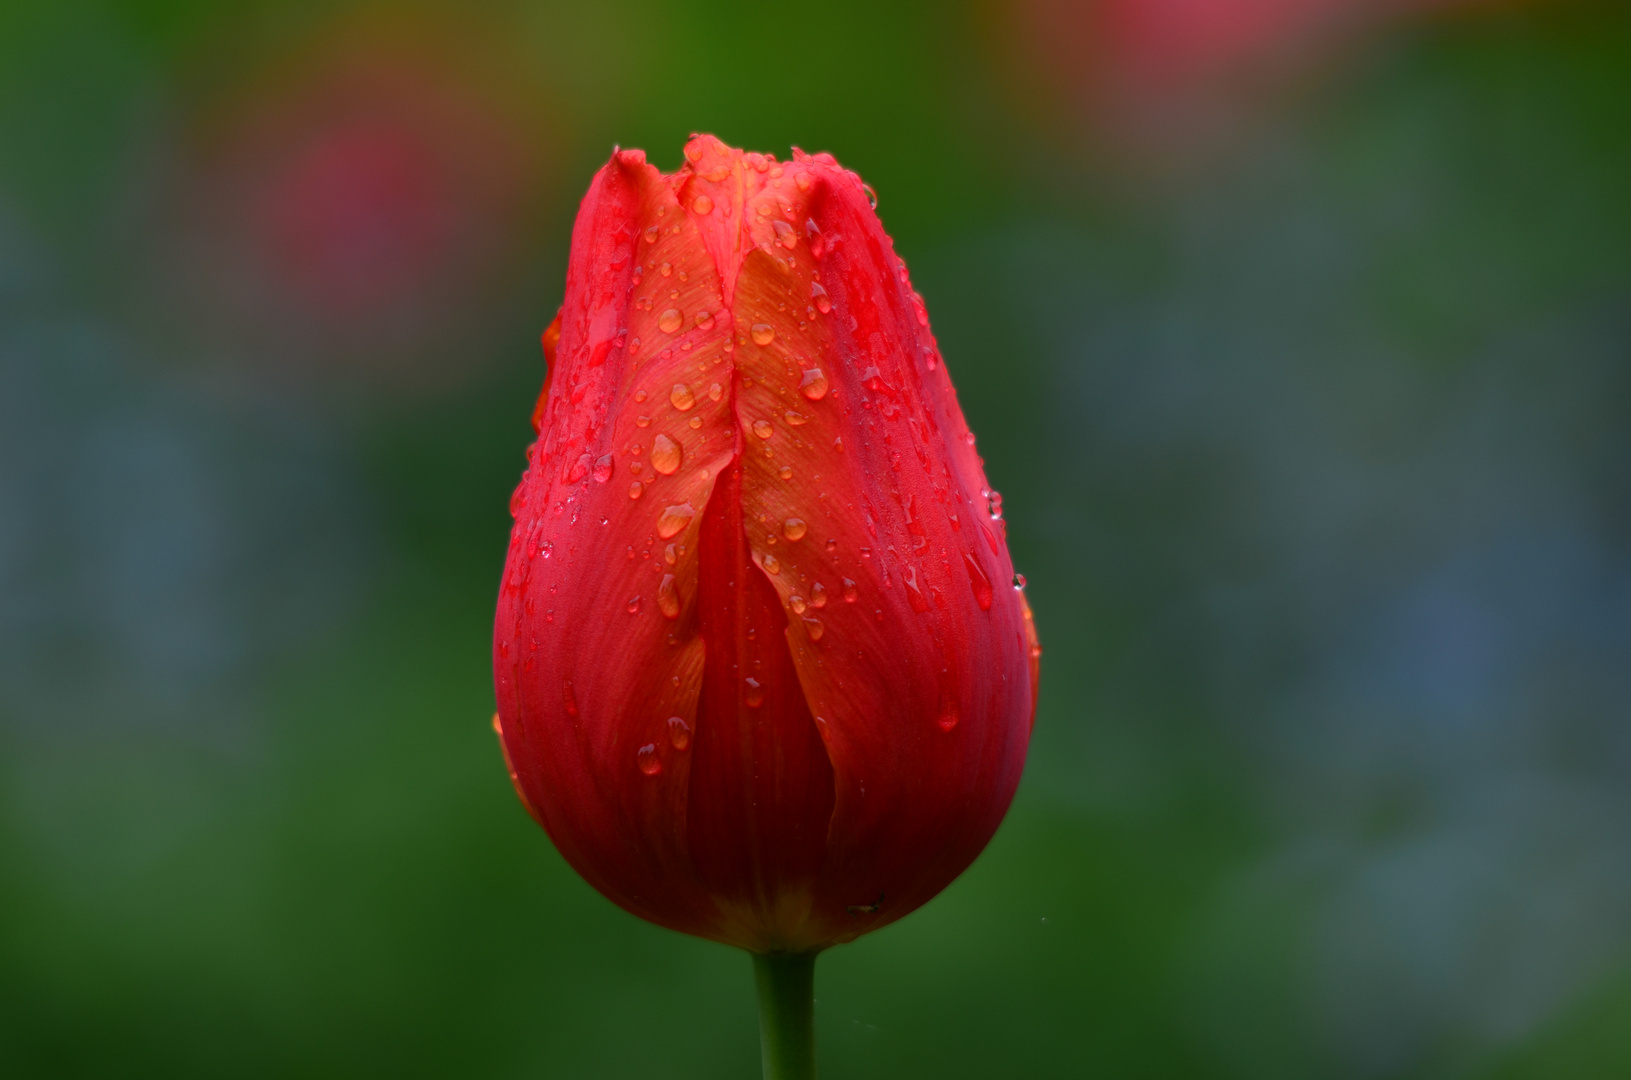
[753,951,818,1080]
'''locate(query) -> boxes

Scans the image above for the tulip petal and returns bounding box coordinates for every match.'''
[494,149,739,939]
[728,162,1035,941]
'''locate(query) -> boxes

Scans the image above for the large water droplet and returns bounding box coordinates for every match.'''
[964,552,993,611]
[773,220,797,249]
[784,410,809,426]
[593,454,614,483]
[669,383,694,411]
[658,573,680,619]
[628,481,643,499]
[1013,573,1026,590]
[810,582,828,608]
[659,309,682,333]
[694,310,715,330]
[744,678,765,708]
[800,368,829,400]
[644,225,659,244]
[667,716,691,750]
[709,382,723,401]
[810,282,830,314]
[751,323,775,346]
[862,183,878,209]
[842,577,858,603]
[803,617,825,641]
[650,434,681,475]
[904,565,930,612]
[790,594,807,615]
[637,744,661,775]
[627,596,642,614]
[636,414,651,428]
[566,453,591,483]
[762,554,781,575]
[693,194,713,215]
[752,419,774,439]
[656,502,695,539]
[783,517,808,541]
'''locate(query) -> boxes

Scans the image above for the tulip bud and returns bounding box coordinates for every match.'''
[494,136,1039,955]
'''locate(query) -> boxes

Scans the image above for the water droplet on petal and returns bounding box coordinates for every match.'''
[833,436,845,452]
[751,323,775,346]
[744,678,765,707]
[637,744,661,775]
[790,594,807,614]
[670,383,695,411]
[628,481,643,499]
[964,552,993,610]
[811,582,828,608]
[803,617,825,641]
[753,419,773,439]
[783,517,807,541]
[784,410,809,426]
[667,716,691,750]
[644,226,659,244]
[1013,573,1027,590]
[645,437,678,479]
[779,466,793,480]
[825,538,837,553]
[593,454,614,483]
[693,194,713,215]
[658,574,680,618]
[628,596,642,614]
[694,310,715,330]
[636,414,651,428]
[795,172,812,192]
[762,554,780,575]
[810,281,831,314]
[800,368,829,400]
[842,578,858,602]
[656,503,695,539]
[862,182,878,209]
[772,220,797,249]
[709,382,723,401]
[659,309,682,333]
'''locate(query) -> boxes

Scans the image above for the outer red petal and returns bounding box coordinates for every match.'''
[494,149,738,940]
[726,156,1035,942]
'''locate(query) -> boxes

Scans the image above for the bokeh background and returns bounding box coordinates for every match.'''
[3,0,1629,1076]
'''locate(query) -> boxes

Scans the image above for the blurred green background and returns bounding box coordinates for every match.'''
[3,0,1630,1076]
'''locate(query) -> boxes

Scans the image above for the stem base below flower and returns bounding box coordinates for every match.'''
[753,951,817,1080]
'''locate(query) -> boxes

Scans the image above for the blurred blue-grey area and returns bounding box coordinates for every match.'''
[2,1,1628,1076]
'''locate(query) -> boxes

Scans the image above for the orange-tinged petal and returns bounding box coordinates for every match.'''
[729,162,1034,940]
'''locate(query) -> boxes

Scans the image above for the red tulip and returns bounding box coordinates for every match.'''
[493,136,1039,958]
